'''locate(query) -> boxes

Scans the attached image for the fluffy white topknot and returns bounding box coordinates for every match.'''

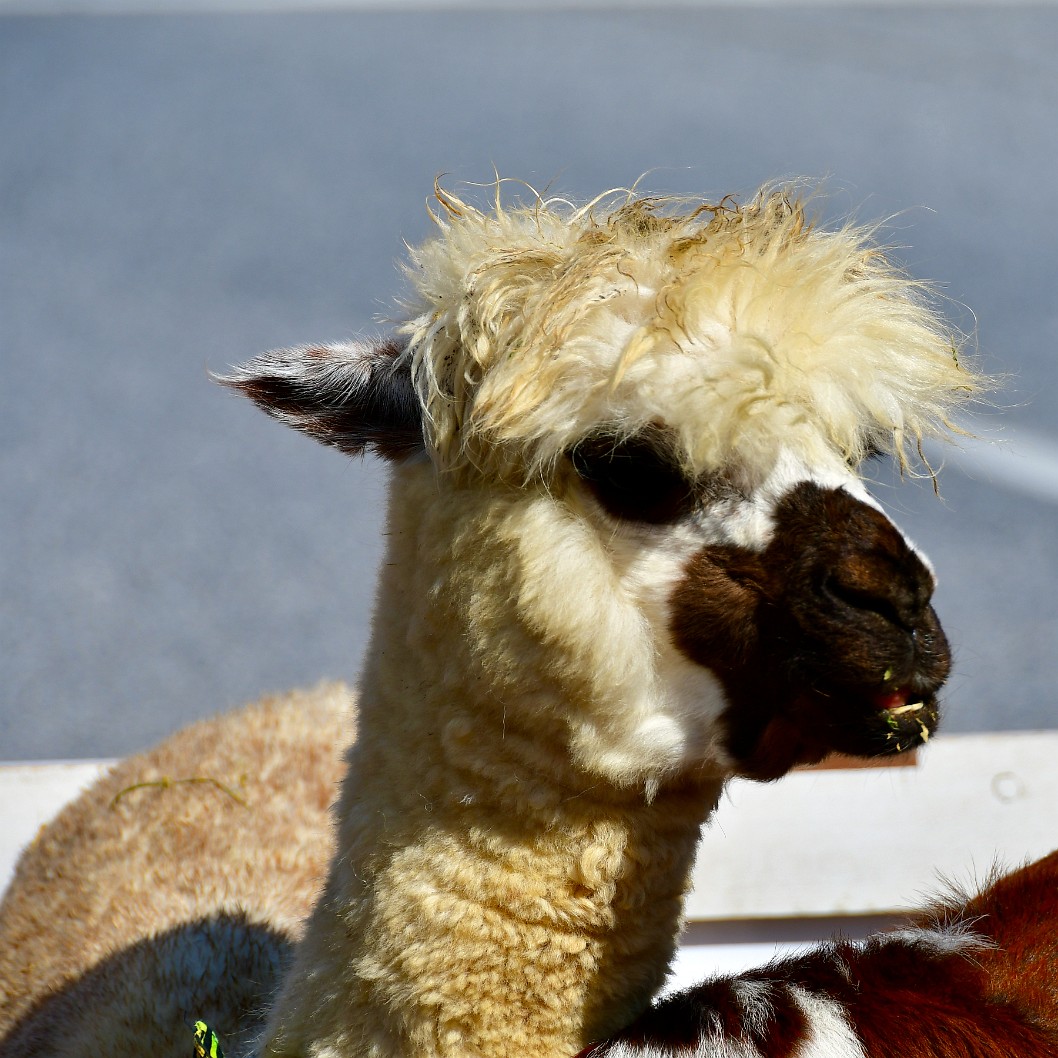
[399,183,984,486]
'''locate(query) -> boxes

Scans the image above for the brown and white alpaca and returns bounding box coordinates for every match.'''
[0,186,982,1058]
[579,850,1058,1058]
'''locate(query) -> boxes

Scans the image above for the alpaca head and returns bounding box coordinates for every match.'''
[221,185,983,789]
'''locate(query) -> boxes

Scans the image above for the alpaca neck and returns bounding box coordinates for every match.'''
[264,690,721,1058]
[262,468,726,1058]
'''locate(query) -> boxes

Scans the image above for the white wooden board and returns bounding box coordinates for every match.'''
[687,730,1058,919]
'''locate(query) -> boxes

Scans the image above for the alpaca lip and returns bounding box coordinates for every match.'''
[727,685,940,781]
[871,694,938,753]
[806,687,940,760]
[880,699,932,747]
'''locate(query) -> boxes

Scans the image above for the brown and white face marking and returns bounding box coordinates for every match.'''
[221,341,951,786]
[567,434,949,781]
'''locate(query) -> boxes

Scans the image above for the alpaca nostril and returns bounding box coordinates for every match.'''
[822,574,924,632]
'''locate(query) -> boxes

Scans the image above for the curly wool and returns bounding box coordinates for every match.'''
[401,186,984,485]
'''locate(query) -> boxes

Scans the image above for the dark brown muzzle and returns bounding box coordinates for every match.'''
[671,482,951,780]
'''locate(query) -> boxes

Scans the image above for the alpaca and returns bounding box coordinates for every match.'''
[0,685,353,1058]
[0,185,983,1058]
[578,851,1058,1058]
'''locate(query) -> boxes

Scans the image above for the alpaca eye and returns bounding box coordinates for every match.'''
[571,434,692,525]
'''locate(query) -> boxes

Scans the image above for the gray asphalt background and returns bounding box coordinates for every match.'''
[2,6,1056,761]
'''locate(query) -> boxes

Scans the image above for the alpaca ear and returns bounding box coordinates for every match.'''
[216,339,424,461]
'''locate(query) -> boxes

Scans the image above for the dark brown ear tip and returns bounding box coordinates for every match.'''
[215,341,425,461]
[209,371,291,419]
[208,368,233,386]
[209,367,255,395]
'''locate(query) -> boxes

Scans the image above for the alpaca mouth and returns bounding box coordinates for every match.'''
[873,696,939,752]
[722,681,942,781]
[823,687,941,758]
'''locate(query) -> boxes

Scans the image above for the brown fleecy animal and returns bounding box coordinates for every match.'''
[0,185,984,1058]
[0,685,353,1058]
[579,850,1058,1058]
